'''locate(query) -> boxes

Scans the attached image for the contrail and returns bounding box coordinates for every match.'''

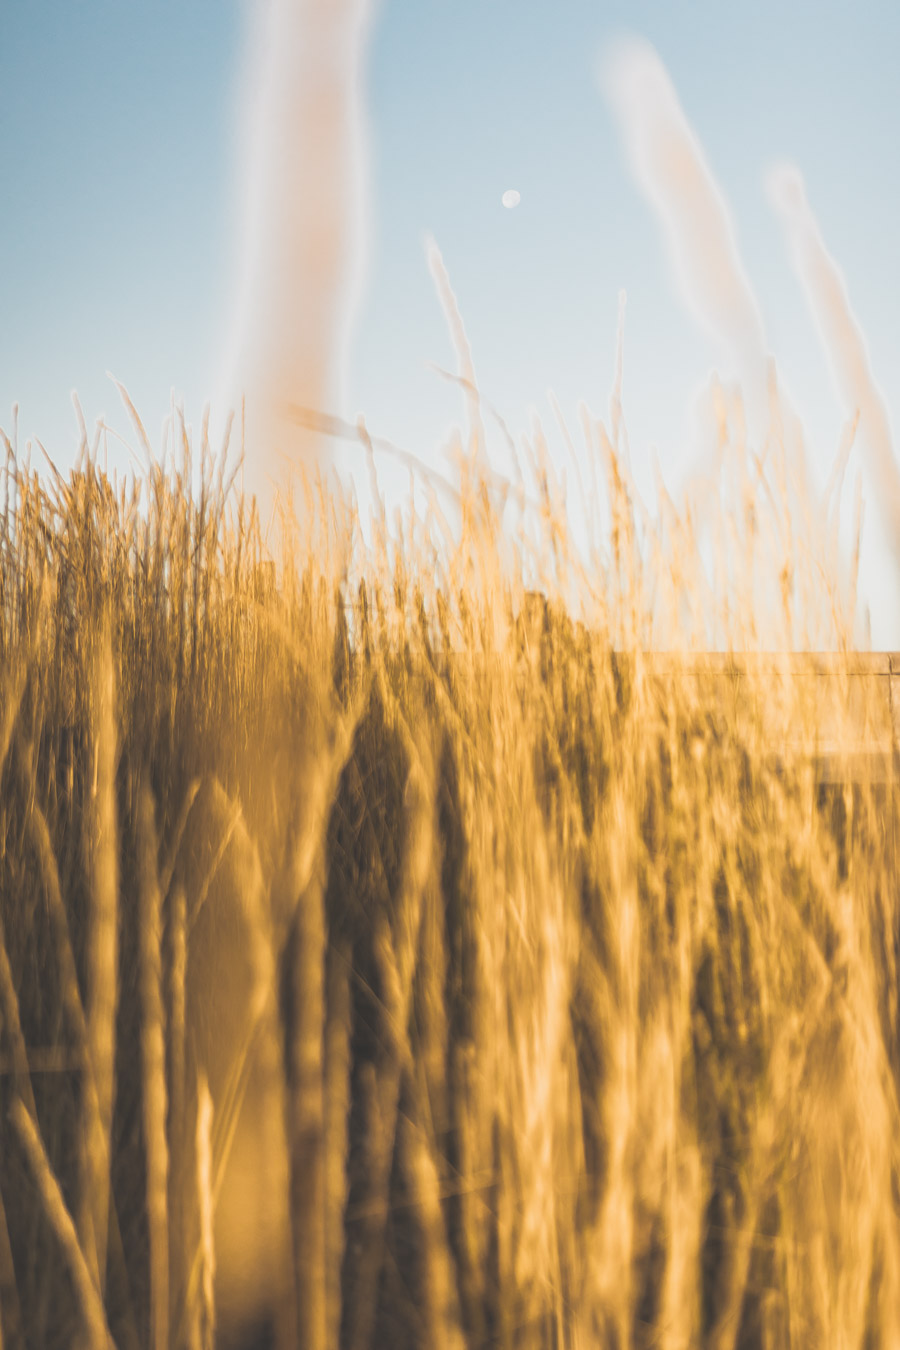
[600,36,770,442]
[768,162,900,577]
[215,0,375,520]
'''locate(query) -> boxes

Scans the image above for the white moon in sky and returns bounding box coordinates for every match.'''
[502,189,521,209]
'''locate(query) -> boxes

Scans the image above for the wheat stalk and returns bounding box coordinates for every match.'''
[137,784,169,1350]
[9,1099,114,1350]
[84,625,119,1295]
[193,1072,215,1350]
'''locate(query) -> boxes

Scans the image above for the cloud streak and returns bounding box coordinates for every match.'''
[768,163,900,576]
[601,37,770,439]
[216,0,375,514]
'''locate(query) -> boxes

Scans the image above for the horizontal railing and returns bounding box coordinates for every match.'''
[627,651,900,785]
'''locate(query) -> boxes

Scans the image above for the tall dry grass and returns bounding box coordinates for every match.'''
[0,368,898,1350]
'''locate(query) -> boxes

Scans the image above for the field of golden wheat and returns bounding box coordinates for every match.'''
[0,375,899,1350]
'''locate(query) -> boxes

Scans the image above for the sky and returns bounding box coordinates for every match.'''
[1,1,899,643]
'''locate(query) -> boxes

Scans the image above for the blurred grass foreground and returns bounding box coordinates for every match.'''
[1,377,900,1350]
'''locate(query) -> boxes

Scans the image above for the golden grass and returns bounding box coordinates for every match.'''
[84,627,119,1294]
[137,784,169,1350]
[9,1098,113,1349]
[0,372,898,1350]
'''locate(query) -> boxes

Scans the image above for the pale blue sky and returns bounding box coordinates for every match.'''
[2,1,898,639]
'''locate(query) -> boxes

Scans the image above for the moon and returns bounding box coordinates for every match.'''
[502,189,521,209]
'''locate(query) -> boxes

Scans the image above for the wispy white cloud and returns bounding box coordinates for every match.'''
[215,0,375,512]
[768,162,900,576]
[600,36,770,441]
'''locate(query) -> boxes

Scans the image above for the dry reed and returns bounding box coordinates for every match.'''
[9,1099,113,1350]
[137,784,169,1350]
[84,627,119,1296]
[193,1073,215,1350]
